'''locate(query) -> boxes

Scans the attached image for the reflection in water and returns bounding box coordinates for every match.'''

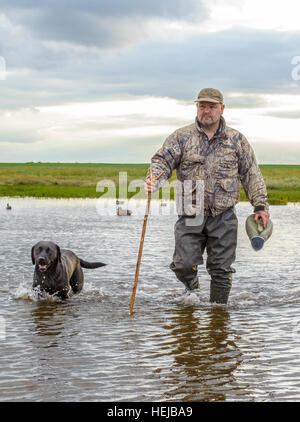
[30,302,80,368]
[163,306,243,401]
[31,301,80,344]
[27,301,83,401]
[31,304,61,343]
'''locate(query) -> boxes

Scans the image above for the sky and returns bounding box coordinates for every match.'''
[0,0,300,163]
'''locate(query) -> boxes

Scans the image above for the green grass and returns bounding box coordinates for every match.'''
[0,162,299,205]
[0,163,153,199]
[255,164,300,204]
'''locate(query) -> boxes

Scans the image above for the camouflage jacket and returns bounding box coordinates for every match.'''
[150,116,269,217]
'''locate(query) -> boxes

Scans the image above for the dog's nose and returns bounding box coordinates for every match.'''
[38,257,46,264]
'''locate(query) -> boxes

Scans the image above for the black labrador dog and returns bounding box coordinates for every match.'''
[31,241,106,299]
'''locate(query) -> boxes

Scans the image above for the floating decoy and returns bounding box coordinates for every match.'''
[117,206,132,216]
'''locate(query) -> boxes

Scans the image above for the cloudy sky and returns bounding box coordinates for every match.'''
[0,0,300,163]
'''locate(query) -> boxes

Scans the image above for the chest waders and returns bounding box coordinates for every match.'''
[170,207,237,305]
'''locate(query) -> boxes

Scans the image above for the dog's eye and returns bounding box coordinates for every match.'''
[46,248,50,253]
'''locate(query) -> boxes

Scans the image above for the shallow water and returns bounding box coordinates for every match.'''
[0,197,300,402]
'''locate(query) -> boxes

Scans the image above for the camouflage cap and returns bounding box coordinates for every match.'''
[195,88,223,104]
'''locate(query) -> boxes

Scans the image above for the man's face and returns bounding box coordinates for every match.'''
[196,101,225,128]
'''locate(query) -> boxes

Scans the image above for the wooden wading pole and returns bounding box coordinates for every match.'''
[129,169,164,315]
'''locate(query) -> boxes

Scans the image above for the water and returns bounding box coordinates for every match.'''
[0,198,300,402]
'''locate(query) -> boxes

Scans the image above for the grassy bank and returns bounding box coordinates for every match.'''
[1,162,300,205]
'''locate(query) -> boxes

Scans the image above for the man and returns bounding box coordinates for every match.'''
[145,88,269,305]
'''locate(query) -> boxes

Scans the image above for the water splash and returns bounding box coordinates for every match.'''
[13,279,37,302]
[13,281,63,303]
[13,278,109,304]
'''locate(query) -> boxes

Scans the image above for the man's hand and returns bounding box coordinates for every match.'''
[254,211,269,228]
[144,175,159,193]
[144,170,165,193]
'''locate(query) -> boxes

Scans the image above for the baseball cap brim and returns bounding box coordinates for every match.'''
[194,97,221,104]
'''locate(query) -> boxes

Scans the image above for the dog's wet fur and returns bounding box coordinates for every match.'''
[31,241,106,299]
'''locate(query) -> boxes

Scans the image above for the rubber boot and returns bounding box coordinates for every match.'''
[210,284,231,304]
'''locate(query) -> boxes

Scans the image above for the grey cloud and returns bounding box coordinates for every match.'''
[226,95,269,109]
[1,0,208,48]
[0,129,40,143]
[226,118,241,126]
[1,0,204,19]
[119,30,300,99]
[60,29,299,103]
[252,142,300,164]
[262,110,300,119]
[75,114,191,131]
[1,12,300,111]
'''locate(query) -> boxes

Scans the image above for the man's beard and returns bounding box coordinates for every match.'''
[199,117,218,129]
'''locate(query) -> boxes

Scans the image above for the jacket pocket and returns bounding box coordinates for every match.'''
[217,159,238,178]
[215,178,240,210]
[182,154,206,166]
[219,177,239,192]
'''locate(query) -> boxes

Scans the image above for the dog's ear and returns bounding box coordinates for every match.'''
[31,246,36,265]
[56,245,61,263]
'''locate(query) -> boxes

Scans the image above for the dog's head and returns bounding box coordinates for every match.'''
[31,241,61,272]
